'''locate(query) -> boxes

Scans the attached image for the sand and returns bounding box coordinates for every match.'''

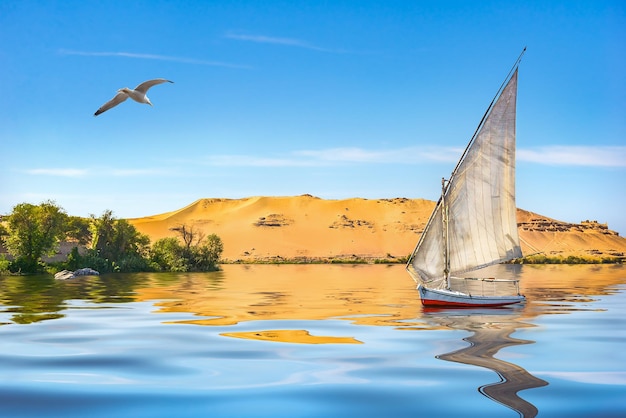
[128,195,626,262]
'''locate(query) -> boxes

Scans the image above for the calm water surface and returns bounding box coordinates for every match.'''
[1,264,625,417]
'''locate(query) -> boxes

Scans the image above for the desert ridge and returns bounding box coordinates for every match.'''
[128,195,626,262]
[129,195,434,262]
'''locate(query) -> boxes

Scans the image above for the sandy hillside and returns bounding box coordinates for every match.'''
[128,195,625,262]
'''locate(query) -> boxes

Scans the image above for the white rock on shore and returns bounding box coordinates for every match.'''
[54,268,100,280]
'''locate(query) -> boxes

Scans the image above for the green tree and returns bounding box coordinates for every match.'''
[90,210,116,261]
[65,216,91,245]
[87,210,151,272]
[0,219,8,242]
[65,246,82,271]
[150,237,187,271]
[193,234,223,271]
[3,201,67,272]
[150,227,223,272]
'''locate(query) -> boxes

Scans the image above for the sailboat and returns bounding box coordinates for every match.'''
[406,50,527,307]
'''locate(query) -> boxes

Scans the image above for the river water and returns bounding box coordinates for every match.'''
[1,264,624,417]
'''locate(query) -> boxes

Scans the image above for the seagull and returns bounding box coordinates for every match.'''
[94,78,173,116]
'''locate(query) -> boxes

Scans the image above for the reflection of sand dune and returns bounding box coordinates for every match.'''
[426,310,548,418]
[134,265,424,329]
[132,264,625,332]
[481,264,626,317]
[132,264,428,344]
[221,329,363,344]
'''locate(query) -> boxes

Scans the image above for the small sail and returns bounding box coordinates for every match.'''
[408,70,522,289]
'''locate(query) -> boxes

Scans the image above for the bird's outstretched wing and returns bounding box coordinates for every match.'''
[134,78,174,94]
[94,91,129,116]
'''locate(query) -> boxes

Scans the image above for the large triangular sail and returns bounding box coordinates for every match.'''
[407,68,521,290]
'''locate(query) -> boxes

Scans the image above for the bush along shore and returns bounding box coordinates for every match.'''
[0,202,223,275]
[221,253,623,265]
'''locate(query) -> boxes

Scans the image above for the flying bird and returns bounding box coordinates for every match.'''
[94,78,173,116]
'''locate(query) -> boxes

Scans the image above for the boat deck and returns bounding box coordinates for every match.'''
[448,276,521,297]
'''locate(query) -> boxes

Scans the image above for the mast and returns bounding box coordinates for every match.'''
[441,177,450,289]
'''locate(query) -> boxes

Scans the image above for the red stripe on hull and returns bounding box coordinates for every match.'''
[420,299,522,307]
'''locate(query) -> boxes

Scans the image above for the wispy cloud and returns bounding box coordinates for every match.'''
[26,168,88,177]
[29,146,623,178]
[202,146,462,167]
[24,167,171,177]
[58,49,250,69]
[224,32,343,53]
[294,147,462,164]
[518,146,626,167]
[202,145,626,168]
[110,168,169,177]
[202,154,317,167]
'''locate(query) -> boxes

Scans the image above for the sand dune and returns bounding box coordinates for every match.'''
[128,195,626,262]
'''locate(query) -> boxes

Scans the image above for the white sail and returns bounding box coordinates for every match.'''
[408,70,522,290]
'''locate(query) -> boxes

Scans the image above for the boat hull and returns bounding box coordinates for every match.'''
[418,284,525,307]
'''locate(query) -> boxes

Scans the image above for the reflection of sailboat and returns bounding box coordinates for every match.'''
[425,308,548,418]
[406,50,527,307]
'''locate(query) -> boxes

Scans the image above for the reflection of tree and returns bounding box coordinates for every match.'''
[0,274,145,324]
[0,276,65,324]
[425,308,548,418]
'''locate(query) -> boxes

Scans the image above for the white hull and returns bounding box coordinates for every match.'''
[418,284,525,307]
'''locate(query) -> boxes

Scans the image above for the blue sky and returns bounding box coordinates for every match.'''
[1,1,625,235]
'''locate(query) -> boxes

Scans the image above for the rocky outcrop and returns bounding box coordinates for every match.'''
[54,268,100,280]
[518,218,619,236]
[329,214,374,229]
[254,214,293,227]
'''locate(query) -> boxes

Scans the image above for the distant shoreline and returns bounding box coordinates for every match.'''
[219,254,624,265]
[16,245,624,267]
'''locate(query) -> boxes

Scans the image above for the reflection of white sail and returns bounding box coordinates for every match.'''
[407,50,526,307]
[425,309,548,417]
